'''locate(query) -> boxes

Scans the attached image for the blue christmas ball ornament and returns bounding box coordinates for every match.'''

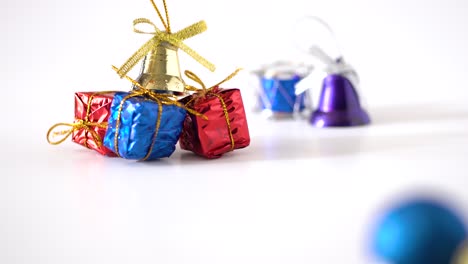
[371,197,467,264]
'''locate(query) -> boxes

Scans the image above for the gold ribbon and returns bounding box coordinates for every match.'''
[115,0,215,78]
[47,120,107,147]
[111,66,206,161]
[47,91,116,148]
[183,69,242,151]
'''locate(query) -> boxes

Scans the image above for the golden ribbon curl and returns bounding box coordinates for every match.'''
[47,91,117,148]
[183,68,243,151]
[184,68,242,98]
[47,120,107,147]
[111,66,207,161]
[115,0,215,78]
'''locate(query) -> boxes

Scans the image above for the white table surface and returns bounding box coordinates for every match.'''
[3,0,468,263]
[2,102,468,264]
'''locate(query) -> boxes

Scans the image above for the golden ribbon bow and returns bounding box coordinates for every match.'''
[184,68,242,98]
[111,66,207,161]
[47,91,116,148]
[47,120,107,147]
[115,0,215,78]
[183,68,243,151]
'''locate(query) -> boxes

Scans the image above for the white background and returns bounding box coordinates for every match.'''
[2,0,468,263]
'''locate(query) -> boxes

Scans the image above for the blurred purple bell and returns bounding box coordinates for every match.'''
[297,46,371,127]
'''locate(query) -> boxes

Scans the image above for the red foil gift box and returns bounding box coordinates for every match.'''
[72,91,117,156]
[179,87,250,159]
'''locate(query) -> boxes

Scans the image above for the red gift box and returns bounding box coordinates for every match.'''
[47,91,117,156]
[71,91,117,156]
[179,87,250,159]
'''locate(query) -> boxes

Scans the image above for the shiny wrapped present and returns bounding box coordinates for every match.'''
[103,91,187,161]
[252,61,313,119]
[179,70,250,159]
[47,91,117,156]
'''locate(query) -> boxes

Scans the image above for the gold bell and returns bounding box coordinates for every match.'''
[134,41,185,93]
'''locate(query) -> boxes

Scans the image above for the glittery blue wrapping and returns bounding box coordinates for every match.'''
[260,76,306,113]
[103,92,187,160]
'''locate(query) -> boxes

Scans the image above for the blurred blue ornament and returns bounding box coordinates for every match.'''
[371,197,467,264]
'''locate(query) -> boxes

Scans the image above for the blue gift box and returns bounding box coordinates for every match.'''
[260,75,306,113]
[103,92,187,160]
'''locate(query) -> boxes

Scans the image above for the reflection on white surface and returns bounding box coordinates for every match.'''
[2,106,468,264]
[2,0,468,262]
[315,119,325,128]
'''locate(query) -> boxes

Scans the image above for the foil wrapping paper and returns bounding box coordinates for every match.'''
[72,92,117,156]
[259,75,306,113]
[179,87,250,159]
[103,92,187,160]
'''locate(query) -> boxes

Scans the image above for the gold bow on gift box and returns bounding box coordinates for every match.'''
[115,0,216,93]
[184,69,242,150]
[47,120,107,147]
[47,91,118,148]
[111,66,207,161]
